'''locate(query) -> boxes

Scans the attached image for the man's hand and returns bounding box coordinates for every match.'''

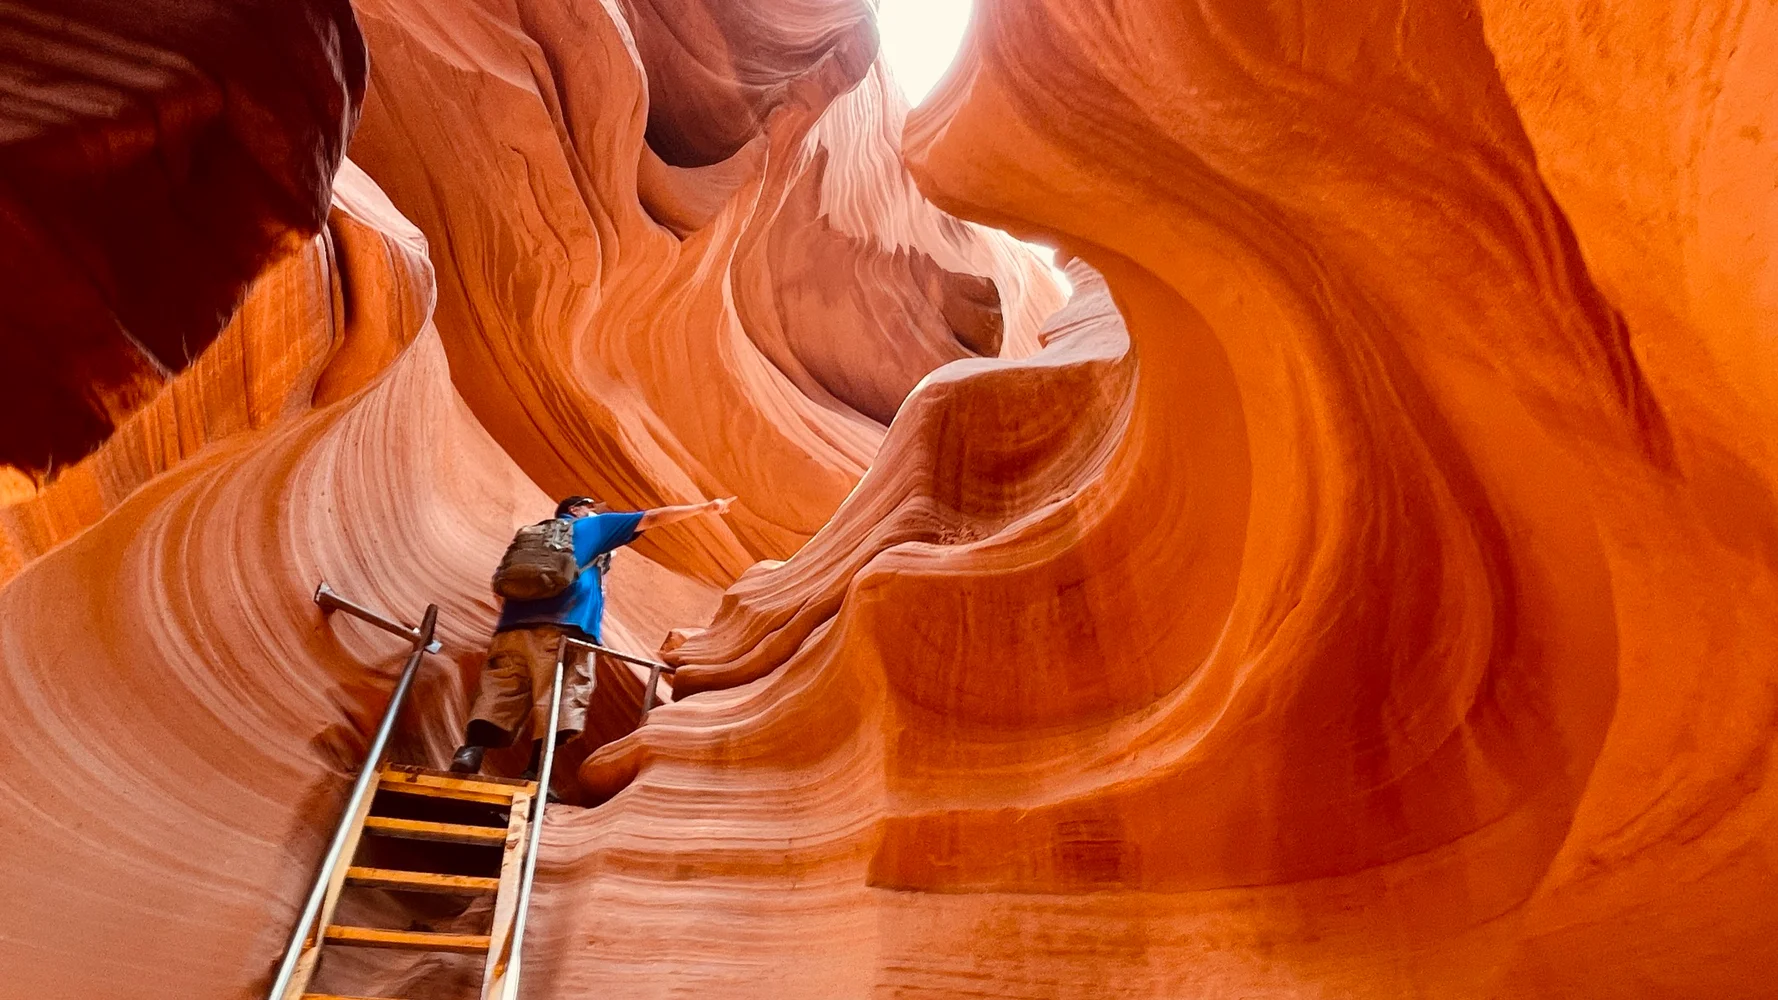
[639,496,738,531]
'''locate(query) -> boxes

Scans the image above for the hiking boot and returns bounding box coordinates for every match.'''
[449,744,485,774]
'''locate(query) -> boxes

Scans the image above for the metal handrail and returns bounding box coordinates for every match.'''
[493,637,666,993]
[496,636,568,999]
[561,636,676,721]
[267,587,440,1000]
[314,581,442,653]
[561,637,675,672]
[271,590,671,998]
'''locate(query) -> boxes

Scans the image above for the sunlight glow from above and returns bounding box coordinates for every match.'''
[876,0,974,106]
[876,0,1072,296]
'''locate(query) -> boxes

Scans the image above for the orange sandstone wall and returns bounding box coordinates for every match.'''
[575,1,1778,998]
[3,0,1776,998]
[0,157,728,994]
[0,162,513,996]
[345,0,1062,583]
[0,0,1062,996]
[0,0,366,477]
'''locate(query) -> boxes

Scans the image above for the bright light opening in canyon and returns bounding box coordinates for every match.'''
[876,0,974,105]
[10,1,1774,997]
[877,0,1071,293]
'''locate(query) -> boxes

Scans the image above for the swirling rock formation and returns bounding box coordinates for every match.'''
[0,0,366,476]
[618,0,873,167]
[345,0,1060,582]
[1,0,1060,994]
[0,149,726,996]
[5,0,1777,998]
[576,1,1778,998]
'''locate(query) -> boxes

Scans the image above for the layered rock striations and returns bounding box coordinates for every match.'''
[577,1,1778,998]
[3,0,1776,998]
[1,0,1061,995]
[346,0,1061,583]
[0,0,366,477]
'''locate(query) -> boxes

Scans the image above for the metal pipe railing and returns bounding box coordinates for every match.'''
[560,637,674,672]
[314,581,443,653]
[499,635,568,1000]
[267,591,439,1000]
[498,638,664,994]
[273,594,669,998]
[561,636,675,724]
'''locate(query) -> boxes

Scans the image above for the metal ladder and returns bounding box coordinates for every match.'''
[264,584,548,1000]
[266,582,679,1000]
[279,762,539,1000]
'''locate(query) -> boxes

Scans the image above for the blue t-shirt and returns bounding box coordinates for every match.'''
[495,511,645,640]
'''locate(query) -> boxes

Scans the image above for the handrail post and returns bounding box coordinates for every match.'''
[554,636,674,724]
[266,600,439,1000]
[314,581,443,653]
[560,636,670,672]
[501,635,568,999]
[640,663,663,723]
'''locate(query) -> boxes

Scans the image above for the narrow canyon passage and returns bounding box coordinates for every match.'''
[2,1,1776,999]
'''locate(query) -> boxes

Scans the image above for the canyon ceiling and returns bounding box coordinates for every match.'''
[2,0,1775,998]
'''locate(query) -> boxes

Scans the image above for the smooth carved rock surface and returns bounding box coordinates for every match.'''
[0,0,366,476]
[618,0,874,167]
[576,1,1778,998]
[0,157,721,997]
[346,0,1062,585]
[3,0,1777,998]
[0,0,1060,995]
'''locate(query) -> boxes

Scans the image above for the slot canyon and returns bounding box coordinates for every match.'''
[3,0,1776,996]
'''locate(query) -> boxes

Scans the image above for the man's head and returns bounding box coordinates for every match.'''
[555,495,601,519]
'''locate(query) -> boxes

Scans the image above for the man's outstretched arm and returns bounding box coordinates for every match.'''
[637,496,735,531]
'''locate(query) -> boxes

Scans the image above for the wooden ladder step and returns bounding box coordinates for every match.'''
[322,925,491,954]
[376,767,533,807]
[363,815,509,846]
[344,866,499,895]
[383,762,534,787]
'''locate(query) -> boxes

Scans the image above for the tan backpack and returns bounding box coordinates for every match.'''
[491,519,581,600]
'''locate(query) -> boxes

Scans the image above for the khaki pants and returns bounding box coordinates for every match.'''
[467,625,591,745]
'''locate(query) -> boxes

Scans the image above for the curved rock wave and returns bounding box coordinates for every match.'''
[4,0,1776,998]
[0,155,724,996]
[0,0,367,475]
[347,0,1062,584]
[0,0,1064,995]
[578,1,1778,997]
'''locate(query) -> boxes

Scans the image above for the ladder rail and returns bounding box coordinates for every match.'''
[493,635,569,999]
[272,601,672,998]
[267,594,440,1000]
[314,581,443,654]
[561,635,677,724]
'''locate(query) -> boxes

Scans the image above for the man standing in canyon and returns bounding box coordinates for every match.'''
[450,494,734,787]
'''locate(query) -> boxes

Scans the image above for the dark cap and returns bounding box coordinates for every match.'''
[555,495,598,518]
